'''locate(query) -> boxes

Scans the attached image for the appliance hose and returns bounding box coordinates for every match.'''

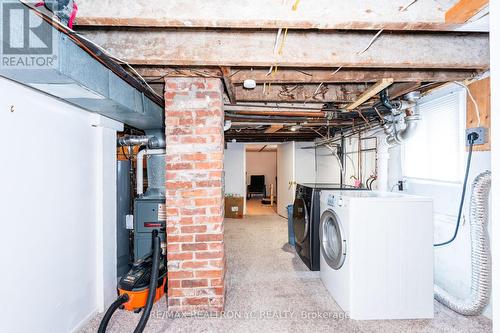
[97,294,130,333]
[434,133,477,247]
[134,231,161,333]
[434,170,491,315]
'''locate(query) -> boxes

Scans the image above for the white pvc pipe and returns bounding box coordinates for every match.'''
[136,149,166,196]
[376,135,390,192]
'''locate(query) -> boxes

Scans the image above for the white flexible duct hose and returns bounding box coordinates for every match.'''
[434,170,492,315]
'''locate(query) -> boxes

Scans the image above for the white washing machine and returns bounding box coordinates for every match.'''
[319,190,434,320]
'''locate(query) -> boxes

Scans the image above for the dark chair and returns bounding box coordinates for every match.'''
[247,175,266,199]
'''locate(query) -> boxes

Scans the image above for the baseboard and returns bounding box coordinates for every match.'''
[70,308,98,333]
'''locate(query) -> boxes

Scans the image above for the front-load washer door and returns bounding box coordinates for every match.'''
[293,198,309,245]
[320,210,346,270]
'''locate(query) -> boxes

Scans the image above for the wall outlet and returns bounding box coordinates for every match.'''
[466,127,487,145]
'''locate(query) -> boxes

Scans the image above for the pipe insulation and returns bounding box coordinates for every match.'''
[434,170,492,315]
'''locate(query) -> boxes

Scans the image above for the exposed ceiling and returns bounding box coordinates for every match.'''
[73,0,490,142]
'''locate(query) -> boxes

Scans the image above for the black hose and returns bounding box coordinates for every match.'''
[98,294,129,333]
[134,231,161,333]
[380,89,394,110]
[434,133,477,247]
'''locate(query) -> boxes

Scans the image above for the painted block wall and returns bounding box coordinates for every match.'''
[0,77,121,333]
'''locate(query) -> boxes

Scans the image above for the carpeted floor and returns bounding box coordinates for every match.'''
[80,214,492,333]
[246,198,276,216]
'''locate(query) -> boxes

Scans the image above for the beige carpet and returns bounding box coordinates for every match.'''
[246,198,277,216]
[80,214,492,333]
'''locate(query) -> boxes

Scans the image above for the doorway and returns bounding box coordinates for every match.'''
[245,144,278,215]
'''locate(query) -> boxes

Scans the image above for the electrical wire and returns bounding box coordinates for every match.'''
[454,81,481,127]
[434,133,477,247]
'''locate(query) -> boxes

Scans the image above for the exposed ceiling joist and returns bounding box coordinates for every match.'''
[234,83,366,103]
[346,78,393,110]
[227,68,479,84]
[77,29,489,69]
[445,0,489,24]
[74,0,465,31]
[265,125,284,133]
[220,66,236,104]
[387,82,422,99]
[138,67,480,84]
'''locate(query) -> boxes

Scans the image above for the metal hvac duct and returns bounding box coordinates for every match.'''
[0,4,163,130]
[434,170,492,315]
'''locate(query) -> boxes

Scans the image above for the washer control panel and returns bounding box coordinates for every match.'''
[327,194,345,208]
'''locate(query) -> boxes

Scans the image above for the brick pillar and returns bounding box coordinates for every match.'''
[164,77,225,315]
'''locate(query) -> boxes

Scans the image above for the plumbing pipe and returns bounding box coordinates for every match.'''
[136,149,166,196]
[118,130,166,149]
[434,171,492,315]
[376,135,390,192]
[117,135,151,147]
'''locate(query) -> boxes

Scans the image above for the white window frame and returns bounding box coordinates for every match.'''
[401,85,467,185]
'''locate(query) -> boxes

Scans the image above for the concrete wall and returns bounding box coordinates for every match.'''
[246,151,277,195]
[0,77,122,333]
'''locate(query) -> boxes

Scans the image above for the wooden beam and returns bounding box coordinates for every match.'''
[74,0,463,31]
[346,79,393,110]
[234,84,366,103]
[387,82,422,99]
[445,0,489,24]
[466,77,490,151]
[220,66,236,104]
[264,125,284,133]
[138,67,479,84]
[76,29,489,69]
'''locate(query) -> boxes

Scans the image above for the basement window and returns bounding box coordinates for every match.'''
[402,87,466,183]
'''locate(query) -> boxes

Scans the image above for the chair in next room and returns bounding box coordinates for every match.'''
[247,175,266,199]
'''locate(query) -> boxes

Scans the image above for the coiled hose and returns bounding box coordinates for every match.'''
[98,294,129,333]
[98,230,161,333]
[434,170,491,315]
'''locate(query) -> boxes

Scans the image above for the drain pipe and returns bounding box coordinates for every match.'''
[376,91,421,191]
[434,171,492,315]
[136,149,166,196]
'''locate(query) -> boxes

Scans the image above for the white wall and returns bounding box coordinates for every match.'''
[0,77,122,333]
[246,151,277,195]
[490,2,500,326]
[223,143,246,213]
[389,85,492,318]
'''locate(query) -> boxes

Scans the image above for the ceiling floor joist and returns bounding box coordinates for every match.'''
[346,78,394,110]
[74,0,466,31]
[445,0,489,24]
[77,29,489,69]
[265,125,284,133]
[138,67,480,84]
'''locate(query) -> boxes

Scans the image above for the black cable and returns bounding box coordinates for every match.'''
[134,230,161,333]
[434,133,478,247]
[98,294,129,333]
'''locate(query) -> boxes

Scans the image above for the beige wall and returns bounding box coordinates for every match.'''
[246,151,277,195]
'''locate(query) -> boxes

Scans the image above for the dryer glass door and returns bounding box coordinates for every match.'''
[320,210,346,270]
[292,198,309,244]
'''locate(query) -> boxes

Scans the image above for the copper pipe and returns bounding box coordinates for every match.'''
[228,110,327,117]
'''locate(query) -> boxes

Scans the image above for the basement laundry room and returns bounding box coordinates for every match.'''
[0,1,498,333]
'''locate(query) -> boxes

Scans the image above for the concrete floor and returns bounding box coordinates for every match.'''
[81,212,492,333]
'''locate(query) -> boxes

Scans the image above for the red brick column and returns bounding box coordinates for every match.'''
[164,77,225,315]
